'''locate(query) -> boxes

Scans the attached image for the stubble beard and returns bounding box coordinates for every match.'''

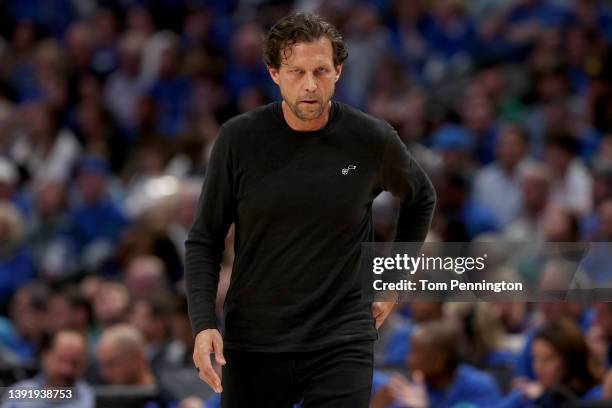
[287,93,333,121]
[292,100,323,120]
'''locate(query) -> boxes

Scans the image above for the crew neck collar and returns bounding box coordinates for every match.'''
[272,100,341,137]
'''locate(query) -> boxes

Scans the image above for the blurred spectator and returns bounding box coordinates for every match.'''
[104,32,149,137]
[145,33,192,138]
[504,163,552,243]
[500,318,603,407]
[515,261,592,381]
[436,171,500,240]
[126,6,156,41]
[337,3,390,108]
[425,0,478,79]
[1,330,94,408]
[116,221,183,284]
[473,124,532,227]
[46,286,92,338]
[124,256,169,299]
[128,296,175,375]
[90,8,120,77]
[458,303,517,380]
[74,95,126,172]
[387,1,429,79]
[8,38,65,104]
[122,140,173,217]
[0,201,36,311]
[545,132,593,215]
[368,55,412,127]
[68,155,129,272]
[372,320,501,408]
[64,22,95,76]
[225,23,273,101]
[460,88,499,165]
[430,124,474,174]
[380,301,444,367]
[0,283,48,364]
[28,178,77,280]
[92,281,130,331]
[167,182,200,262]
[95,324,155,386]
[8,102,81,184]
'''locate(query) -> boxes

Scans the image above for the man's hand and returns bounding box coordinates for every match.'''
[512,377,544,401]
[372,300,396,330]
[193,329,226,393]
[388,371,429,408]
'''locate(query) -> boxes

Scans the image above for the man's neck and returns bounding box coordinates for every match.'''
[281,100,331,132]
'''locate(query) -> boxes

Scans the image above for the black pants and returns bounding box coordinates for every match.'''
[220,340,374,408]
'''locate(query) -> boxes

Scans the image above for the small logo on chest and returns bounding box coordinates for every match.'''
[341,165,357,175]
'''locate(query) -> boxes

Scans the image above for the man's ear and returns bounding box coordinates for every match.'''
[334,64,343,83]
[268,66,280,85]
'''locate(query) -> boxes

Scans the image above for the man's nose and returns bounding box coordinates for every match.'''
[304,73,317,92]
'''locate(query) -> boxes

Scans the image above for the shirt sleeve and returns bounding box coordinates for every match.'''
[185,125,237,337]
[379,126,436,243]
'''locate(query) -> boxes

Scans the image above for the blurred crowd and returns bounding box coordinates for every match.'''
[1,0,612,407]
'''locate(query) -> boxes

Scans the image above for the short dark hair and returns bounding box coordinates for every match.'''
[263,12,348,69]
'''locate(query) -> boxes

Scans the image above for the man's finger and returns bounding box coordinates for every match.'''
[199,369,222,394]
[213,335,226,365]
[199,353,222,393]
[371,304,383,318]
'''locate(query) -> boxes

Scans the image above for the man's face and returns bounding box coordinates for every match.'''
[497,130,525,168]
[268,37,342,122]
[407,330,440,378]
[97,342,139,385]
[43,334,86,387]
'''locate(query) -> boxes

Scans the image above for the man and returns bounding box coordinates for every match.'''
[1,330,94,408]
[186,12,436,408]
[371,321,501,408]
[95,324,156,386]
[473,124,532,227]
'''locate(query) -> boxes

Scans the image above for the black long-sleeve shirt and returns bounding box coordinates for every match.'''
[185,101,436,352]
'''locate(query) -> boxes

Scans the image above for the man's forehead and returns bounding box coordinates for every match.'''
[280,37,334,65]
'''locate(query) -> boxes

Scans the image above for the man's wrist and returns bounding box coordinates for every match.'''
[378,290,400,304]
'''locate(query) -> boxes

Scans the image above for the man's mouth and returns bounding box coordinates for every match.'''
[300,100,318,104]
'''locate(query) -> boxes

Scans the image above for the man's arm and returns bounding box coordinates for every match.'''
[185,125,236,393]
[380,127,436,243]
[372,126,436,326]
[185,124,236,335]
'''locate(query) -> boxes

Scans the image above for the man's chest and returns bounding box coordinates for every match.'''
[234,136,381,222]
